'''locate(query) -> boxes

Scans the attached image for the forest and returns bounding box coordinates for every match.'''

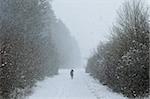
[0,0,81,98]
[86,0,149,98]
[0,0,149,99]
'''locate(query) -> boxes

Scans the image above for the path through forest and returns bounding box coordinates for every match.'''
[26,69,127,99]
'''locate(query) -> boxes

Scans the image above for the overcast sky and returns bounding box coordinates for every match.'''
[52,0,150,65]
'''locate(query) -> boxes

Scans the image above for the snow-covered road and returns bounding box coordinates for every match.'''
[26,69,127,99]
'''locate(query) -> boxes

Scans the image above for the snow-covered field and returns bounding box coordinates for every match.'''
[26,69,128,99]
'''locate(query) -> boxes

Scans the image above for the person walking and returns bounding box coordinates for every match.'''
[70,69,74,79]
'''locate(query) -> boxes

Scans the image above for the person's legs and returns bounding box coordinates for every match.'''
[71,74,73,79]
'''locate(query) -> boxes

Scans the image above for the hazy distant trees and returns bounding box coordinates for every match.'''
[0,0,79,98]
[51,20,81,68]
[86,0,149,98]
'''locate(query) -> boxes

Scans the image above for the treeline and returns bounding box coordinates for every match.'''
[86,0,149,98]
[0,0,80,98]
[51,20,81,68]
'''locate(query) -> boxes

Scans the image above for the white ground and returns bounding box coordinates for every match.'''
[26,69,128,99]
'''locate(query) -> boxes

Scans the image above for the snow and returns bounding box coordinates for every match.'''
[26,69,128,99]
